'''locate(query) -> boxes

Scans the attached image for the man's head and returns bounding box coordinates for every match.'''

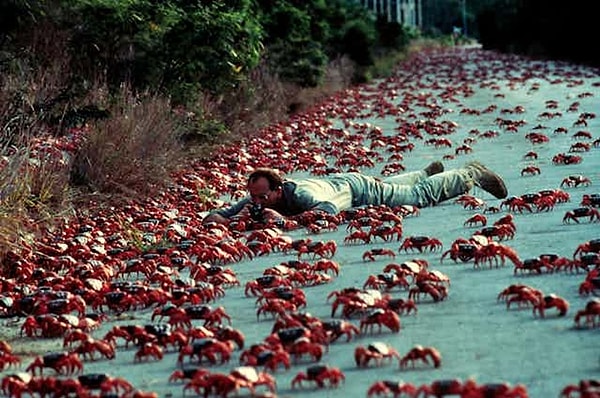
[247,168,284,207]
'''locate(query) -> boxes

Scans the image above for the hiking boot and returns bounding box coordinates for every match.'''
[424,161,444,176]
[465,161,508,199]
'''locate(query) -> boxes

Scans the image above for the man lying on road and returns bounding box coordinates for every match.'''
[202,161,507,226]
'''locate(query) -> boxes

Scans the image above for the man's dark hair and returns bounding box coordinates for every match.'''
[248,168,284,190]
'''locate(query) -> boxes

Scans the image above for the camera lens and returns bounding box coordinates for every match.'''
[249,204,264,222]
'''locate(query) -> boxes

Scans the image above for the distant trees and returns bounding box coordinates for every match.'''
[475,0,598,67]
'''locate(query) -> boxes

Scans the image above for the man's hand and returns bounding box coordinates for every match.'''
[202,213,229,225]
[262,208,285,223]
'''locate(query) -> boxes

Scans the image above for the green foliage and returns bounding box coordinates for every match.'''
[341,19,376,67]
[63,0,263,102]
[267,38,328,87]
[257,0,381,87]
[0,0,47,47]
[159,2,263,101]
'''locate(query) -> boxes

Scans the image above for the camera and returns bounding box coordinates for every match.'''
[249,203,265,223]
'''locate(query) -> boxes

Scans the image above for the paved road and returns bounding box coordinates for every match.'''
[2,47,598,398]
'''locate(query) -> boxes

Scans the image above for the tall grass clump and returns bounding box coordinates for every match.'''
[0,145,74,266]
[69,88,184,201]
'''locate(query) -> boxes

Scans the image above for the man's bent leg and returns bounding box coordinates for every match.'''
[382,170,472,208]
[381,170,428,186]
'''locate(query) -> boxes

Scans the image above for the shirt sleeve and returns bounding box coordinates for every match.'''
[208,197,252,219]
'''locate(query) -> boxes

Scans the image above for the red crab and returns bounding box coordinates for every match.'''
[561,175,591,188]
[552,153,582,165]
[165,304,231,328]
[561,379,600,398]
[415,269,450,287]
[287,337,325,363]
[72,338,116,361]
[563,207,600,223]
[574,239,600,257]
[520,165,540,176]
[455,144,473,155]
[0,352,21,372]
[1,372,32,398]
[399,345,442,369]
[309,259,341,276]
[572,130,593,140]
[354,342,400,367]
[363,248,396,262]
[168,368,209,383]
[359,308,401,334]
[580,194,600,207]
[573,299,600,328]
[296,240,337,259]
[399,236,442,253]
[506,287,543,310]
[264,326,313,349]
[321,319,361,343]
[26,352,83,376]
[473,241,522,269]
[456,195,487,210]
[103,325,144,348]
[77,373,134,395]
[467,382,529,398]
[525,132,548,143]
[441,238,480,264]
[229,366,277,395]
[369,224,403,242]
[532,294,569,318]
[409,281,448,302]
[416,379,466,397]
[256,298,297,320]
[20,314,74,338]
[291,364,345,389]
[344,231,371,245]
[500,196,533,213]
[464,213,487,227]
[513,257,555,275]
[330,289,381,318]
[569,142,591,152]
[367,380,418,398]
[383,259,427,276]
[178,338,235,365]
[257,286,307,309]
[363,273,409,291]
[476,224,515,241]
[377,296,418,315]
[134,342,163,362]
[579,271,600,296]
[523,151,538,160]
[497,284,539,302]
[245,275,292,297]
[239,345,291,372]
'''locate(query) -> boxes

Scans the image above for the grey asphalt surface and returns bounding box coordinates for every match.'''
[1,46,599,398]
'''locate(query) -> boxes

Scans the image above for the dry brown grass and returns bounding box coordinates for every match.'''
[69,88,184,202]
[0,146,74,265]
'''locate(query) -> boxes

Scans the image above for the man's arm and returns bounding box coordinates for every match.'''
[202,197,252,225]
[202,212,230,225]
